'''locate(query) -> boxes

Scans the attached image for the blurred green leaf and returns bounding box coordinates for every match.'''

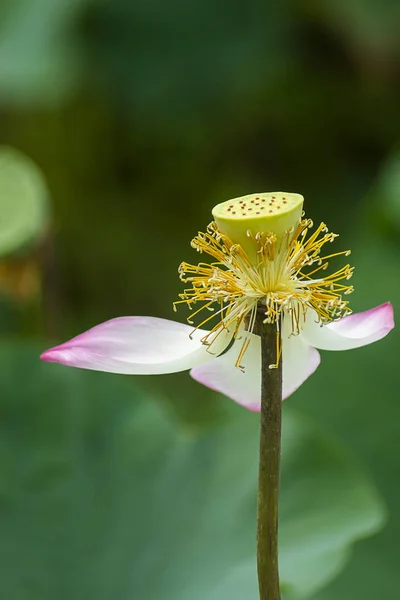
[0,343,385,599]
[304,0,400,57]
[278,411,384,598]
[0,0,88,107]
[370,150,400,229]
[0,146,49,255]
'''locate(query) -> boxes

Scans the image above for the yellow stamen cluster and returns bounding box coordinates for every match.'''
[174,217,354,368]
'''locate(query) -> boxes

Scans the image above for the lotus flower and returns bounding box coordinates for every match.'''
[41,192,394,409]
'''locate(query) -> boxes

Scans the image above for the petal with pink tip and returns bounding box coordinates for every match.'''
[300,303,394,351]
[40,317,232,375]
[190,332,320,410]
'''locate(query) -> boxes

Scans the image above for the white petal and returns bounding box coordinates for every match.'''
[301,303,394,351]
[41,317,231,375]
[283,334,321,399]
[190,332,320,410]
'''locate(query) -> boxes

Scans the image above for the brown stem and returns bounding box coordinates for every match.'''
[257,314,282,600]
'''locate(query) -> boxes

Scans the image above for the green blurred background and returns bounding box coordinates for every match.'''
[0,0,399,598]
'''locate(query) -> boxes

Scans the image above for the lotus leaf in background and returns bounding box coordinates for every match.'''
[0,343,385,599]
[0,146,49,256]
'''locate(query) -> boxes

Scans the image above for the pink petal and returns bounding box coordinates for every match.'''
[301,303,394,351]
[190,332,320,410]
[41,317,231,375]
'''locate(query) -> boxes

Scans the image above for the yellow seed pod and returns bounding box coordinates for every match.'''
[212,192,304,259]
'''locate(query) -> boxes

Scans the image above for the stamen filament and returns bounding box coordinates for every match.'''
[176,218,354,367]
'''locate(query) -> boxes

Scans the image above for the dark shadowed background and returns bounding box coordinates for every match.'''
[0,1,399,599]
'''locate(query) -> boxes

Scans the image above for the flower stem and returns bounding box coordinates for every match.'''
[257,315,282,600]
